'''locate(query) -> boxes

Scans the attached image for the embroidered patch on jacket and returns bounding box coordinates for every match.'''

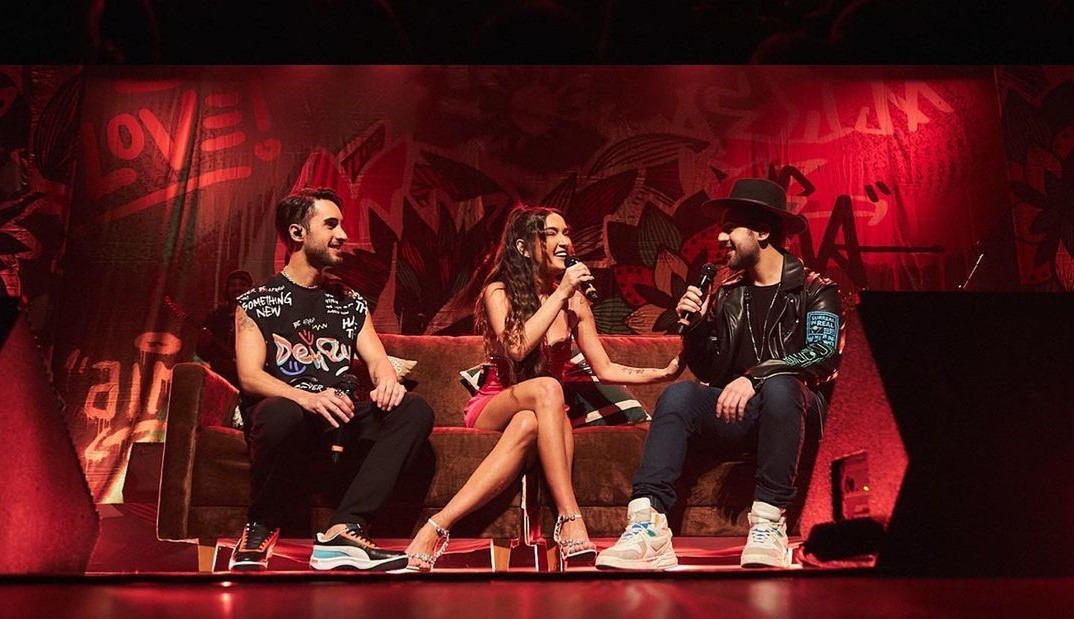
[805,311,839,349]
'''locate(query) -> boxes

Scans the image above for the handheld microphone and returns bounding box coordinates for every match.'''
[563,255,600,303]
[330,373,359,463]
[675,263,719,335]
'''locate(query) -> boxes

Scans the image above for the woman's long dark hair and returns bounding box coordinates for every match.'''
[474,204,564,386]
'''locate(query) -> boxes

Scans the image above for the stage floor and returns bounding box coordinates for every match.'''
[6,504,1072,618]
[4,572,1073,619]
[88,503,794,573]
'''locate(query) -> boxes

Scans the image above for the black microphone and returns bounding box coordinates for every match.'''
[675,263,719,335]
[563,255,600,303]
[330,373,359,463]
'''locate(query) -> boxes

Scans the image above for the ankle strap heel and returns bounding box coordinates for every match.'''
[407,518,451,572]
[553,513,596,569]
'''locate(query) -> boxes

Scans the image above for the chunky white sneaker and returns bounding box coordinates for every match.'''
[740,502,792,568]
[596,498,678,570]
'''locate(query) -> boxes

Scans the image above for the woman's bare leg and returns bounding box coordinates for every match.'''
[404,410,538,568]
[474,377,592,551]
[563,418,575,477]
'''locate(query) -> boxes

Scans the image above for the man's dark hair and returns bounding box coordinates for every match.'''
[275,187,343,251]
[763,214,787,250]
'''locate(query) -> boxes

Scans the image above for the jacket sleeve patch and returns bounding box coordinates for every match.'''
[806,311,839,349]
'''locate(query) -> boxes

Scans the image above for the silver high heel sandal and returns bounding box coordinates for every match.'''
[406,518,450,572]
[553,513,596,570]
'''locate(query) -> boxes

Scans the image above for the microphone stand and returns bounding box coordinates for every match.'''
[958,250,984,291]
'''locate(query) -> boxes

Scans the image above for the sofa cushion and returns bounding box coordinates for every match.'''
[378,335,485,427]
[563,426,649,505]
[419,428,526,505]
[190,427,251,506]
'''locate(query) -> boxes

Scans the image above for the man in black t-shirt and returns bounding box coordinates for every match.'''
[597,179,844,571]
[229,187,434,572]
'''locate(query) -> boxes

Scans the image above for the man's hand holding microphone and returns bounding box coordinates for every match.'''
[675,263,719,334]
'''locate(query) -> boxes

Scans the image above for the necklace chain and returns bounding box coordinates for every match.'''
[281,267,318,289]
[745,281,780,362]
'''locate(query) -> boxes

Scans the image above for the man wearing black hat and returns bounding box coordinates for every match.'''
[597,178,844,570]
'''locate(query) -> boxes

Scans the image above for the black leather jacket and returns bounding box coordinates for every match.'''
[682,253,845,403]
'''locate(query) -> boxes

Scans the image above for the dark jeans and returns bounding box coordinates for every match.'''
[243,392,434,531]
[631,375,823,512]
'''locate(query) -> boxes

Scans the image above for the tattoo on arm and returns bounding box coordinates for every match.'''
[238,312,258,332]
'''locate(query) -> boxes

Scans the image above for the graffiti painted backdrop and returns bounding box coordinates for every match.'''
[39,65,1014,501]
[998,66,1074,291]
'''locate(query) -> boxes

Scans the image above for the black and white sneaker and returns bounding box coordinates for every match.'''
[229,522,280,571]
[309,523,408,571]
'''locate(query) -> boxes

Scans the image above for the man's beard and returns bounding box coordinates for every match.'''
[307,243,344,268]
[727,243,756,270]
[727,251,741,269]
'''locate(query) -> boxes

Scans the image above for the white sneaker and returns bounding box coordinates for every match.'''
[595,498,678,570]
[740,502,792,568]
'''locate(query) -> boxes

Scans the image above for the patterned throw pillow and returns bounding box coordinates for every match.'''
[560,350,651,427]
[458,347,650,427]
[388,355,418,379]
[355,355,418,393]
[459,363,487,395]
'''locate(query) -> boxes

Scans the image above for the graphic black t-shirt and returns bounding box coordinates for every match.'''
[732,282,780,377]
[236,273,368,395]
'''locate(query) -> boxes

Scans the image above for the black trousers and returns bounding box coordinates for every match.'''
[242,393,434,531]
[631,376,823,512]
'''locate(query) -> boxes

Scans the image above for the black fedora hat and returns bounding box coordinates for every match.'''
[702,178,808,236]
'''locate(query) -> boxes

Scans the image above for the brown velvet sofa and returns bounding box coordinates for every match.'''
[158,334,757,572]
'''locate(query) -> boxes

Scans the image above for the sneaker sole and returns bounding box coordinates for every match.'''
[595,554,678,571]
[228,559,268,571]
[309,547,409,571]
[740,547,793,568]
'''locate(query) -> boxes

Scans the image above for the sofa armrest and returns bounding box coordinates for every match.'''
[157,362,240,541]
